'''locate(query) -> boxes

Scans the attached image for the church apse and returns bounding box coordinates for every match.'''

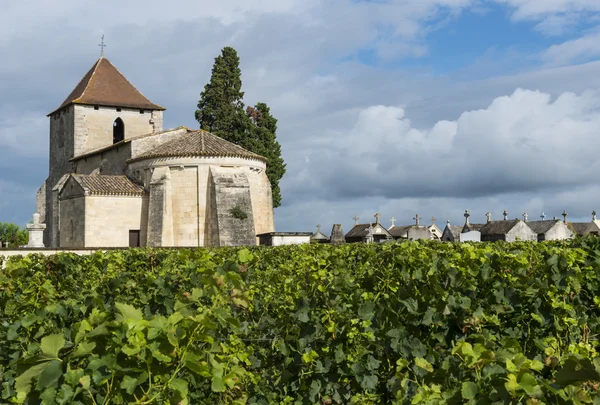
[208,168,256,247]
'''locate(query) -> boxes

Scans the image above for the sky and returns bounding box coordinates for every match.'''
[2,0,600,234]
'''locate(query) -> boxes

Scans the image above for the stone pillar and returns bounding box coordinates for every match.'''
[27,213,47,248]
[330,224,346,244]
[147,167,173,247]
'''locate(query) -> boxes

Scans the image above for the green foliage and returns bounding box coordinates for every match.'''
[2,239,600,403]
[0,222,28,247]
[246,103,286,208]
[230,205,249,220]
[195,47,286,208]
[195,46,248,143]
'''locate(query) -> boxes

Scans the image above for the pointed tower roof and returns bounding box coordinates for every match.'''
[49,57,165,115]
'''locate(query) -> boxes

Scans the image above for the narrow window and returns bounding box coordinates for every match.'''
[116,107,122,112]
[70,220,74,241]
[129,230,141,247]
[94,105,99,110]
[139,109,145,114]
[113,117,125,144]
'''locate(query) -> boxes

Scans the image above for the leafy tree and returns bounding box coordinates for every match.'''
[246,103,286,208]
[195,47,286,208]
[0,222,28,247]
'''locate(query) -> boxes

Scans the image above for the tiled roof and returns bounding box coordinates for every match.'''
[570,222,591,236]
[388,225,412,238]
[479,219,520,236]
[128,129,267,163]
[446,225,463,240]
[310,231,329,240]
[71,174,146,196]
[526,220,560,234]
[345,223,392,238]
[462,223,485,233]
[50,57,164,115]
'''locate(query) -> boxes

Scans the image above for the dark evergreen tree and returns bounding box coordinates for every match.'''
[195,47,249,144]
[246,103,286,208]
[195,47,286,208]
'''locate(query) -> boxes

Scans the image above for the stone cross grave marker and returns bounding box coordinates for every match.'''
[413,214,421,226]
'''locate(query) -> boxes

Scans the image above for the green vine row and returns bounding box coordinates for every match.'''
[2,238,600,404]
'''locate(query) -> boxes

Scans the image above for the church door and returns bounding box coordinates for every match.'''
[129,230,141,247]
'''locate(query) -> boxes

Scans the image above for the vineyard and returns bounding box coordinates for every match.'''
[1,239,600,404]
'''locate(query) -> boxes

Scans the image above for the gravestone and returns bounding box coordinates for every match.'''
[27,213,46,248]
[330,224,346,244]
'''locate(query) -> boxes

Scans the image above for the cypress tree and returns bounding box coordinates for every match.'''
[195,47,249,143]
[195,47,287,208]
[246,103,286,208]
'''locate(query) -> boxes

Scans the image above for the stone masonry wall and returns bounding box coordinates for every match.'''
[210,168,256,247]
[506,221,538,242]
[129,127,187,159]
[544,223,574,241]
[85,196,148,247]
[74,144,132,175]
[147,167,173,247]
[36,183,46,223]
[59,196,85,247]
[46,106,76,247]
[74,105,159,156]
[245,167,274,237]
[170,166,199,246]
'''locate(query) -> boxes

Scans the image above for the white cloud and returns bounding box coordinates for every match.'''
[290,88,600,201]
[496,0,600,20]
[541,29,600,65]
[3,0,600,230]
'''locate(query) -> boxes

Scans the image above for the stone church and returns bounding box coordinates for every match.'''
[36,57,274,248]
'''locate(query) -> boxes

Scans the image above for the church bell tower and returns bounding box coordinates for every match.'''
[41,54,165,246]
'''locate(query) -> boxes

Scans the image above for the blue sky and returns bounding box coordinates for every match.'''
[2,0,600,233]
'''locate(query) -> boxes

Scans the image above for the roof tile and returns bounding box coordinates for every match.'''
[72,174,147,196]
[51,57,164,115]
[128,129,267,162]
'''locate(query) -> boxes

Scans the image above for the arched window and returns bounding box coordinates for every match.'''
[113,118,124,144]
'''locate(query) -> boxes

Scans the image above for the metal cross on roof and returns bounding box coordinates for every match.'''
[562,210,568,223]
[522,212,528,222]
[352,215,359,225]
[390,217,396,227]
[317,224,321,233]
[593,211,597,221]
[503,210,508,220]
[374,213,381,224]
[486,212,492,223]
[540,212,546,220]
[98,35,107,57]
[431,216,436,225]
[413,214,421,226]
